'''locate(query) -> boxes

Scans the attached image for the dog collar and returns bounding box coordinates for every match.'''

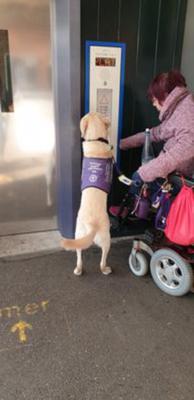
[82,137,108,144]
[82,137,113,150]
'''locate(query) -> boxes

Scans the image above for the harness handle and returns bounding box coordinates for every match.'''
[112,157,133,186]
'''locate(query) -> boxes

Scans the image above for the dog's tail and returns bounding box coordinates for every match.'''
[61,227,97,250]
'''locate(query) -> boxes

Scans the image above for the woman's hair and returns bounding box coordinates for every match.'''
[147,70,187,104]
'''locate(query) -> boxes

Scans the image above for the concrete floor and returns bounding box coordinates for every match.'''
[0,240,194,400]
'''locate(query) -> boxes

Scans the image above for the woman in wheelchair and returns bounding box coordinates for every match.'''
[115,70,194,296]
[120,69,194,189]
[112,70,194,219]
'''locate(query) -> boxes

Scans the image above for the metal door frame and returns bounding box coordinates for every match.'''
[50,0,81,237]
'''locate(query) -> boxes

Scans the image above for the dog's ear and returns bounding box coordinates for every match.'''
[80,115,89,138]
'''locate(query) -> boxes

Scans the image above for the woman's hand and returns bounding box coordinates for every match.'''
[120,132,146,150]
[119,137,131,150]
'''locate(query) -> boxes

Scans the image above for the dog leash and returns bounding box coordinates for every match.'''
[112,157,133,186]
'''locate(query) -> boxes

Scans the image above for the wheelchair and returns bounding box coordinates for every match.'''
[110,174,194,297]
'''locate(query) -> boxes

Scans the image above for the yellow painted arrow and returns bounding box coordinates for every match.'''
[11,320,32,343]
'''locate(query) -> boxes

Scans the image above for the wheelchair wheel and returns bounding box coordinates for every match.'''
[129,251,149,276]
[150,248,193,296]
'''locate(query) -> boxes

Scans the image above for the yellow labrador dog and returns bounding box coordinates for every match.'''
[61,112,113,275]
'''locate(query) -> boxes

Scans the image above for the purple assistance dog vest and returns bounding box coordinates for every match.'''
[81,157,113,193]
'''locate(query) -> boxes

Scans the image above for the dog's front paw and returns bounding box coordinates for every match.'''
[101,266,112,275]
[74,266,83,276]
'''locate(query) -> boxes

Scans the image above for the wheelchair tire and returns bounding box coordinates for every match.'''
[150,248,193,296]
[129,251,149,276]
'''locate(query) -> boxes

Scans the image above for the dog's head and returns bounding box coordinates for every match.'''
[80,112,110,141]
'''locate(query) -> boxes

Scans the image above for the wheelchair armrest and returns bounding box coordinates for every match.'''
[168,173,194,188]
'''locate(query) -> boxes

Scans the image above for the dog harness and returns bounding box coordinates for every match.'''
[81,157,113,193]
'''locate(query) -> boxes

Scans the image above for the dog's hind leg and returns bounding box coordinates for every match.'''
[99,234,112,275]
[74,250,83,276]
[73,219,85,276]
